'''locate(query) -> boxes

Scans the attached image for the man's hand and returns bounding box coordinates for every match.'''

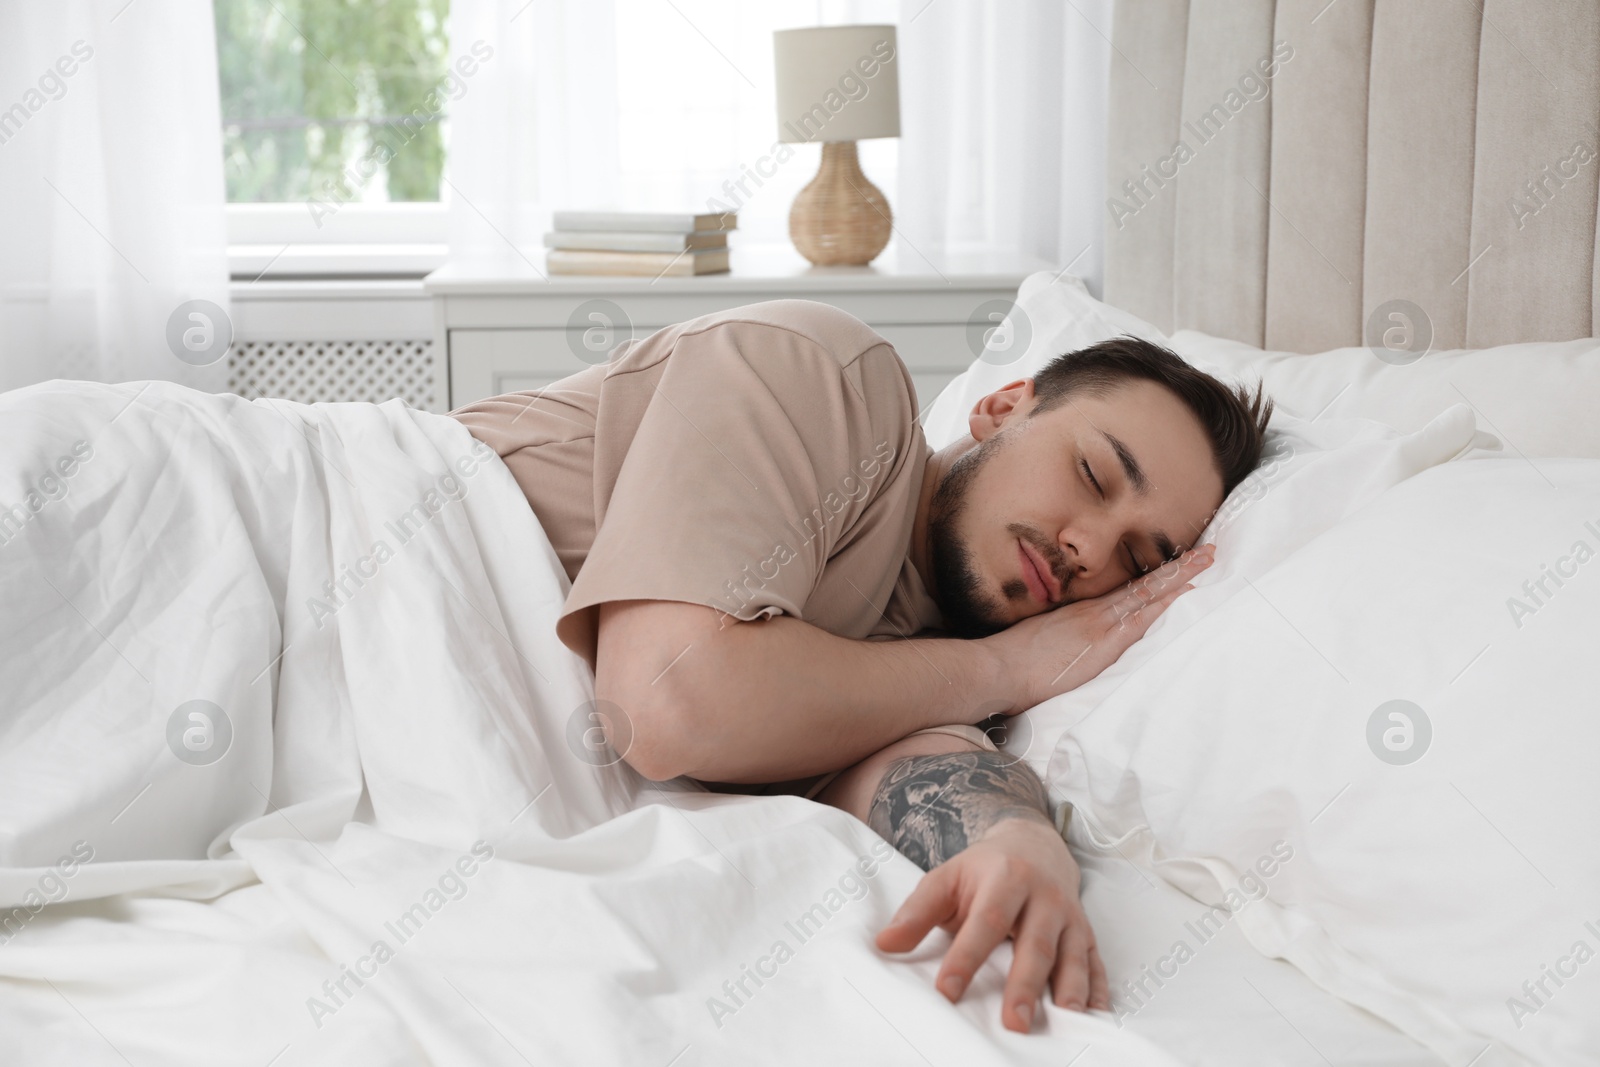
[819,741,1110,1033]
[875,817,1108,1033]
[985,543,1214,715]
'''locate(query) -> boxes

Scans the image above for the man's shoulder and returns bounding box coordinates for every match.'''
[676,299,900,372]
[611,299,919,439]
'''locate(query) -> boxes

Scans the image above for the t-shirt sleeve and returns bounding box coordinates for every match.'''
[556,318,908,669]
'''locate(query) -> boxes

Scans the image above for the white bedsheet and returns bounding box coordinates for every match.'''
[0,380,1183,1066]
[1079,849,1443,1066]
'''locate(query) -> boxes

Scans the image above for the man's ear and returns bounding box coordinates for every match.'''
[968,378,1036,442]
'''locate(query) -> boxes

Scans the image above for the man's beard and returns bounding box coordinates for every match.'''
[926,433,1016,638]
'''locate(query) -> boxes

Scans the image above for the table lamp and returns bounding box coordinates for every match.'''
[773,25,900,266]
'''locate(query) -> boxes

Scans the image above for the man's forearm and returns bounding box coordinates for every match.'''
[813,729,1067,868]
[596,601,1013,783]
[867,751,1058,870]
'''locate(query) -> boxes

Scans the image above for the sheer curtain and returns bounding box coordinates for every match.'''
[0,0,230,392]
[442,0,623,264]
[444,0,1110,289]
[896,0,1111,295]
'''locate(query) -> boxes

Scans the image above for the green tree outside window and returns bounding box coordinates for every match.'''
[215,0,451,205]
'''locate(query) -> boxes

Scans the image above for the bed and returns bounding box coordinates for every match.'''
[3,2,1598,1065]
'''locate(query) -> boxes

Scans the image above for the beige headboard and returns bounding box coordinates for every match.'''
[1103,0,1600,353]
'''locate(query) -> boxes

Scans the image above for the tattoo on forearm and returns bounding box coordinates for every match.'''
[867,752,1053,871]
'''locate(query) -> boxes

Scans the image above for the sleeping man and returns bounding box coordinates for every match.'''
[450,299,1270,1034]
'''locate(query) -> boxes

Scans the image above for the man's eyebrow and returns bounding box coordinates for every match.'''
[1100,430,1149,494]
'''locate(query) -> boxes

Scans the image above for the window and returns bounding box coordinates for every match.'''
[211,0,903,274]
[214,0,450,276]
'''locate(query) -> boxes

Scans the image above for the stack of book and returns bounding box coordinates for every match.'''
[545,210,736,276]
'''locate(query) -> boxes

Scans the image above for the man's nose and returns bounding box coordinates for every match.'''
[1057,520,1113,579]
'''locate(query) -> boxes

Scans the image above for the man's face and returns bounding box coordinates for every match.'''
[928,378,1224,637]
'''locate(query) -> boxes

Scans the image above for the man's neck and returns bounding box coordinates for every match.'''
[908,436,972,603]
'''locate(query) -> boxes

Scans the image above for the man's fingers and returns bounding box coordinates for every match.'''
[1109,580,1191,637]
[1047,580,1192,691]
[1000,905,1064,1032]
[1049,917,1092,1012]
[875,869,956,954]
[1086,942,1110,1011]
[1108,544,1214,615]
[933,885,1026,1005]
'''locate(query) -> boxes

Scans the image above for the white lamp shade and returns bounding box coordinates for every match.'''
[773,25,900,144]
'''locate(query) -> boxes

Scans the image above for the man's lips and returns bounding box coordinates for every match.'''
[1018,539,1063,604]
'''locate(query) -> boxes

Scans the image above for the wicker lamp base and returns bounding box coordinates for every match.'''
[788,141,892,266]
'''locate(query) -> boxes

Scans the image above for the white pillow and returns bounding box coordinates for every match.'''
[1169,328,1600,459]
[1031,454,1600,1064]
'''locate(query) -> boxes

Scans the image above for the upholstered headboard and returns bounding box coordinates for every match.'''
[1103,0,1600,352]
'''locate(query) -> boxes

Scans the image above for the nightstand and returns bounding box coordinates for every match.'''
[423,243,1059,415]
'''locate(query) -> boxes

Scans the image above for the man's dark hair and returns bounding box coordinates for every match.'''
[1028,335,1274,497]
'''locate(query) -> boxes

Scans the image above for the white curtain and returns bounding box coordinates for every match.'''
[443,0,623,265]
[895,0,1111,296]
[0,0,230,392]
[444,0,1109,291]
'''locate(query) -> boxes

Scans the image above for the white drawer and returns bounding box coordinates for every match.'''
[448,327,633,407]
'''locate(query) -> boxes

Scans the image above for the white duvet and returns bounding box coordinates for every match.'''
[0,380,1181,1067]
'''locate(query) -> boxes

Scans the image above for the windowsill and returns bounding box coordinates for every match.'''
[226,202,448,279]
[229,243,447,280]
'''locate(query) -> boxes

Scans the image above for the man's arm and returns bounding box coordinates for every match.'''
[594,599,1004,783]
[595,545,1210,784]
[815,730,1109,1033]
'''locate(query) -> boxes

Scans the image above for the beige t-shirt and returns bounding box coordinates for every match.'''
[448,299,943,671]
